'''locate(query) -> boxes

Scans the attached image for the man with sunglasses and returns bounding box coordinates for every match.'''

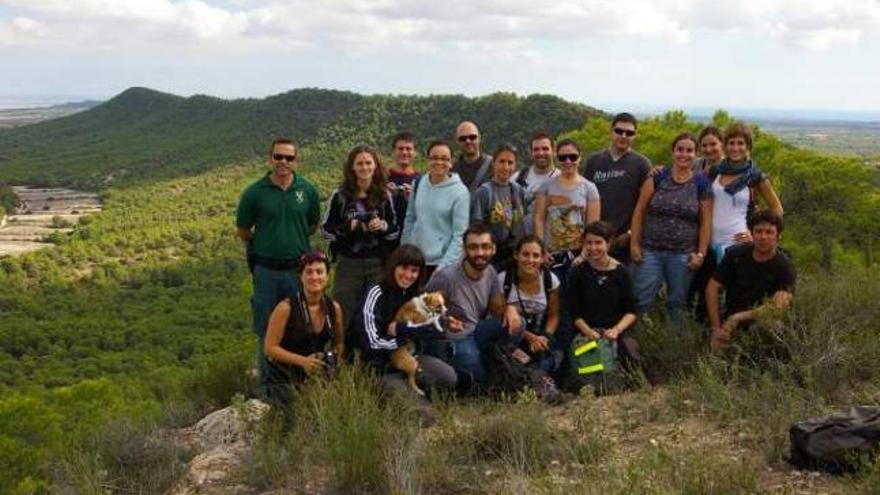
[236,137,321,395]
[582,113,651,263]
[452,120,493,193]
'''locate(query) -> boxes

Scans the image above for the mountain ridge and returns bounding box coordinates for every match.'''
[0,87,605,188]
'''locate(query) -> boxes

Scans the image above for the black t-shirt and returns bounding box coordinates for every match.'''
[453,153,492,192]
[582,149,651,235]
[713,244,796,315]
[565,263,636,329]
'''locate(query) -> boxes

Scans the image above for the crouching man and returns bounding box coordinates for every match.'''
[423,222,522,390]
[706,211,795,353]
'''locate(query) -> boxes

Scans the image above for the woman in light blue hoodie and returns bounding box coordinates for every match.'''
[401,139,470,279]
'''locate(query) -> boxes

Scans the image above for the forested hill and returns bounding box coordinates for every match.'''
[0,87,605,189]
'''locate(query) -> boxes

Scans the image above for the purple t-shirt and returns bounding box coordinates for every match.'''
[641,170,710,253]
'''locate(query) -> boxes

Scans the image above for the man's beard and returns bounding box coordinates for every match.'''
[467,255,491,271]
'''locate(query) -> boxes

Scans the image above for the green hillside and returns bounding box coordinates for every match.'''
[0,87,604,188]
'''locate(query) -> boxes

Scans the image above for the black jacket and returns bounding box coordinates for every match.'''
[320,189,400,260]
[354,283,423,370]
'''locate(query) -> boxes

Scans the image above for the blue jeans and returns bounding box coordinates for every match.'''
[632,249,693,331]
[251,264,301,393]
[423,318,514,389]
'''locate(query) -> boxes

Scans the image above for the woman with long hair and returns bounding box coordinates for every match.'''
[630,133,711,330]
[321,144,399,333]
[263,251,344,405]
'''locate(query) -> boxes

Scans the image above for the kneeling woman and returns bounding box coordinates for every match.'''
[264,251,345,405]
[566,222,640,377]
[354,244,457,398]
[498,235,563,374]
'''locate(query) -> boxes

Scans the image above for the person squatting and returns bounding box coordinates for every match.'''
[236,115,795,408]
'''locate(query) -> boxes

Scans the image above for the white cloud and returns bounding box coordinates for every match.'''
[0,0,878,53]
[0,16,48,44]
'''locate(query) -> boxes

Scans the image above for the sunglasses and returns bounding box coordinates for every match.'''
[557,153,580,163]
[273,153,297,162]
[457,134,478,143]
[613,128,636,137]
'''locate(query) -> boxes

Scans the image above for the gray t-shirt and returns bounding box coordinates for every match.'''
[470,181,526,249]
[583,149,651,235]
[536,176,600,253]
[426,262,501,339]
[512,166,560,235]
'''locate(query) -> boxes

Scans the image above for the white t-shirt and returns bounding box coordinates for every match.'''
[498,270,561,318]
[711,175,750,248]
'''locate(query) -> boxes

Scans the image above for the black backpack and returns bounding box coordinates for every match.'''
[484,341,561,404]
[790,406,880,473]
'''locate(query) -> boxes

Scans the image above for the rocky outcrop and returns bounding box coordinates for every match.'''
[170,399,269,495]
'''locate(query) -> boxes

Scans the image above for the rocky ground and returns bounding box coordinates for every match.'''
[0,186,101,257]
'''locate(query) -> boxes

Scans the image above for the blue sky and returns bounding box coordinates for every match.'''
[1,0,879,116]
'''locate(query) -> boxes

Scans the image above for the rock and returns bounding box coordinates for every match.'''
[192,399,269,452]
[169,399,270,495]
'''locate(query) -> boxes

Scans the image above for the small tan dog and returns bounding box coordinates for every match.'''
[390,292,447,395]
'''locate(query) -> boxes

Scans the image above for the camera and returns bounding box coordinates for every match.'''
[320,350,338,379]
[353,211,376,224]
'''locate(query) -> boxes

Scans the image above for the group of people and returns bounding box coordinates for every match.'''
[235,113,797,405]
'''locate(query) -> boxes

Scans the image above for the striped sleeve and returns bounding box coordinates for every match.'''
[362,285,399,351]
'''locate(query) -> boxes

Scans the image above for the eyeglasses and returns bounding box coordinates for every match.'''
[273,153,297,162]
[457,134,478,143]
[613,128,636,137]
[428,155,452,162]
[557,153,580,163]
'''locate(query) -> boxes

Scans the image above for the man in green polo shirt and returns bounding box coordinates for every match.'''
[236,137,321,394]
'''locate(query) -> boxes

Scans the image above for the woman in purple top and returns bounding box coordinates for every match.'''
[630,133,711,330]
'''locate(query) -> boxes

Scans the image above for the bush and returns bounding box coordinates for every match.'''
[54,416,190,495]
[51,215,73,228]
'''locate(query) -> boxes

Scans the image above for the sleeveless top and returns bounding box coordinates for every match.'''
[267,291,337,384]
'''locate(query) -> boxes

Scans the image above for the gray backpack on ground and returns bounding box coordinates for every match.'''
[789,406,880,473]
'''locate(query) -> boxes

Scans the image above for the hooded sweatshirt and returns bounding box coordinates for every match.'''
[401,173,470,267]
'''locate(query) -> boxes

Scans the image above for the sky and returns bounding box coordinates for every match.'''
[2,0,880,117]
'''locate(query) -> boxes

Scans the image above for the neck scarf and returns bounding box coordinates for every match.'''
[715,158,755,196]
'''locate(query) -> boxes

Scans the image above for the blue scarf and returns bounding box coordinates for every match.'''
[715,158,756,196]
